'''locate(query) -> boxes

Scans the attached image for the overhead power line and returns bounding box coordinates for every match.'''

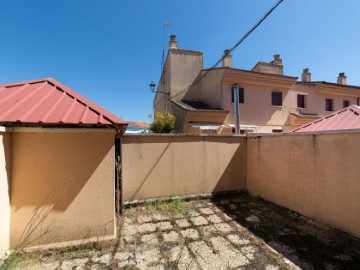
[167,0,285,101]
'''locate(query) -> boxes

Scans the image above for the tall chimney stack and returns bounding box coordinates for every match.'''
[302,68,311,82]
[271,54,282,66]
[337,72,347,85]
[169,35,178,49]
[222,49,232,68]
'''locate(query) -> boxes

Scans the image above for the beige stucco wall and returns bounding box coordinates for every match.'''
[184,69,224,109]
[10,130,116,248]
[183,69,297,133]
[291,84,358,117]
[0,131,11,257]
[169,50,203,101]
[122,135,247,201]
[247,132,360,237]
[221,81,292,132]
[154,49,203,114]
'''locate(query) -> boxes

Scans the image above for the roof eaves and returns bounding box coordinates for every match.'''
[296,81,360,90]
[171,99,228,113]
[203,67,298,80]
[170,48,203,55]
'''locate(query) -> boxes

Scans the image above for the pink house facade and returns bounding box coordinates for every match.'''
[153,36,360,134]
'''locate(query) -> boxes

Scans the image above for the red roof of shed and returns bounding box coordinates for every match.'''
[292,105,360,133]
[0,78,127,128]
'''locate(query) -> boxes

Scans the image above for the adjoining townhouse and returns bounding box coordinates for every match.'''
[153,35,360,133]
[291,74,360,128]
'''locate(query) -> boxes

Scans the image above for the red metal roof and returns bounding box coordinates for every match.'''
[0,78,127,128]
[128,121,150,128]
[292,105,360,132]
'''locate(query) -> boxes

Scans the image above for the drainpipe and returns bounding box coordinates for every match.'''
[232,84,240,135]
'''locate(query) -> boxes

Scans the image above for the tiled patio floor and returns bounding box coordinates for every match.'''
[14,192,360,269]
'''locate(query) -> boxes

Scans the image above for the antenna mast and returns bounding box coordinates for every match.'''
[161,21,173,75]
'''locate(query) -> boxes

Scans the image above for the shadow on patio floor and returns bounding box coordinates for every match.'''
[210,191,360,270]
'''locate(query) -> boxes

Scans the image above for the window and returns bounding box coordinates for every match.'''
[297,94,306,108]
[325,98,334,111]
[272,129,283,133]
[343,100,350,108]
[231,87,244,103]
[272,92,282,106]
[357,97,360,106]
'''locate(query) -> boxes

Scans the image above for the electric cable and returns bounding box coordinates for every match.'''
[154,0,285,109]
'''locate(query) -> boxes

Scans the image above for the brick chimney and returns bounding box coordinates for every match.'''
[337,72,347,85]
[252,54,283,75]
[222,49,232,68]
[271,54,282,66]
[302,68,311,82]
[169,35,178,49]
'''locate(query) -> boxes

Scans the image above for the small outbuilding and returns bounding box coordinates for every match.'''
[0,78,127,256]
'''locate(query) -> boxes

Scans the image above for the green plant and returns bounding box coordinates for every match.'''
[146,198,192,215]
[168,198,191,215]
[0,252,18,270]
[150,110,175,133]
[124,264,136,270]
[146,200,166,213]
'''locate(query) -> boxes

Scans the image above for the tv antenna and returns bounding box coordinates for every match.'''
[161,21,173,74]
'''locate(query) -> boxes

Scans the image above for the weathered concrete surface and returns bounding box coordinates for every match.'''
[14,192,360,269]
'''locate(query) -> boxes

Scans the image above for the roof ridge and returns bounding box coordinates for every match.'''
[45,78,126,125]
[296,81,360,89]
[0,78,53,87]
[0,78,127,127]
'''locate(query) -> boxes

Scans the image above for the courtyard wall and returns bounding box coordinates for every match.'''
[247,131,360,238]
[122,134,247,201]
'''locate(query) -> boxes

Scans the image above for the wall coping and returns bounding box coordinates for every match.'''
[124,129,360,138]
[5,127,116,134]
[247,129,360,138]
[123,133,246,137]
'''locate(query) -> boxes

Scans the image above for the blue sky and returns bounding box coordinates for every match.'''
[0,0,359,123]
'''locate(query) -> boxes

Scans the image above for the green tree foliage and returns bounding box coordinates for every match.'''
[150,111,176,133]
